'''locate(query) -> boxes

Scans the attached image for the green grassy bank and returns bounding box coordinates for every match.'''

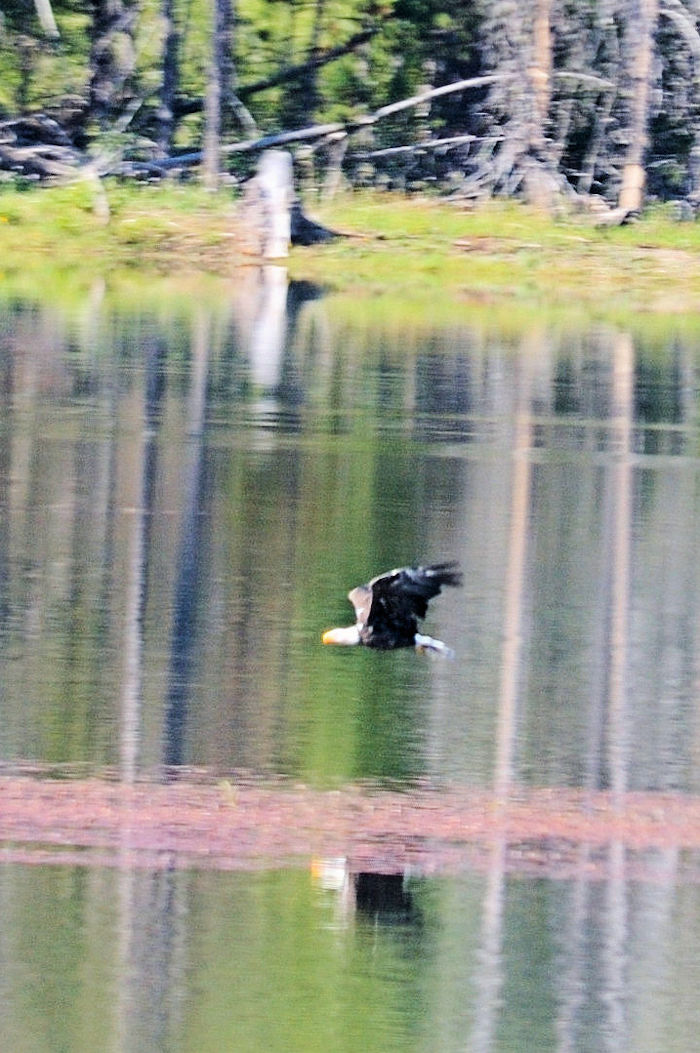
[2,181,700,327]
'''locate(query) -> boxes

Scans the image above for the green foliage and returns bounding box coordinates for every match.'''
[0,9,91,114]
[2,0,700,206]
[0,0,474,139]
[4,185,700,339]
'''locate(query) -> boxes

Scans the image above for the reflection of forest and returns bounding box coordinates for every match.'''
[0,289,698,797]
[2,773,697,1051]
[1,287,700,1053]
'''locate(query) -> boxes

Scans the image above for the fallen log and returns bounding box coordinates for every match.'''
[133,73,507,173]
[350,133,479,159]
[0,142,78,179]
[0,73,507,184]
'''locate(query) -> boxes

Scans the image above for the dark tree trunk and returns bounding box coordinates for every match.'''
[203,0,256,186]
[215,0,236,135]
[156,0,179,157]
[302,0,327,120]
[88,0,138,127]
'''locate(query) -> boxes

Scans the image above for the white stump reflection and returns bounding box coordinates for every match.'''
[0,289,699,1053]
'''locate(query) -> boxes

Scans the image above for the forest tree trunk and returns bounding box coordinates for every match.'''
[88,0,138,127]
[202,0,232,188]
[33,0,59,39]
[523,0,555,209]
[618,0,659,212]
[302,0,327,120]
[530,0,552,148]
[202,0,253,186]
[156,0,179,157]
[477,0,558,206]
[216,0,236,134]
[202,53,221,189]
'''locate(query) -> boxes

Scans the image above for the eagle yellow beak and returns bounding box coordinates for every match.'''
[321,626,361,646]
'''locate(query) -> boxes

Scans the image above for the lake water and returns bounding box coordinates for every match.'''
[0,274,699,1052]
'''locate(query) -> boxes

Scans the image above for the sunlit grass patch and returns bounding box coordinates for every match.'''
[2,183,700,327]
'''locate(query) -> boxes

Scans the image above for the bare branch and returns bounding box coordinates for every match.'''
[239,28,378,99]
[553,71,616,90]
[371,75,504,120]
[350,134,491,159]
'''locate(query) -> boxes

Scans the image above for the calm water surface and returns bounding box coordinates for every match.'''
[1,275,699,1051]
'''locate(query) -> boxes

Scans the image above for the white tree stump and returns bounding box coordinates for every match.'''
[238,149,293,259]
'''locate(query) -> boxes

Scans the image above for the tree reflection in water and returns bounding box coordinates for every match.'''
[0,285,699,1051]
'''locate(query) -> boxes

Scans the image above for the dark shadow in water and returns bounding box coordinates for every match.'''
[286,279,326,318]
[413,349,476,444]
[276,279,325,411]
[354,872,418,924]
[162,440,208,770]
[163,316,211,771]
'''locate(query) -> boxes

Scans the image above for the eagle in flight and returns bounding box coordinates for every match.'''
[322,562,461,654]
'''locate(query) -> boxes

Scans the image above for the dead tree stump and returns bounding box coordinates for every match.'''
[238,148,340,258]
[238,149,293,258]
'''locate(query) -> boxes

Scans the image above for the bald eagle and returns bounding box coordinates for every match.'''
[322,562,461,654]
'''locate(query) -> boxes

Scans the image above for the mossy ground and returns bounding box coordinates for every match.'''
[2,181,700,331]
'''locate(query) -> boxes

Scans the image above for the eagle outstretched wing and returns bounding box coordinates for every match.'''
[349,562,462,647]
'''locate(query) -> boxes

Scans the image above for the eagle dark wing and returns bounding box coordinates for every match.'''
[358,562,462,647]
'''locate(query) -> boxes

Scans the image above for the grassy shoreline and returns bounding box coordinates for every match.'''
[2,182,700,326]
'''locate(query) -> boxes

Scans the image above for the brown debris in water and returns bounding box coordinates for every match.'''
[0,774,699,879]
